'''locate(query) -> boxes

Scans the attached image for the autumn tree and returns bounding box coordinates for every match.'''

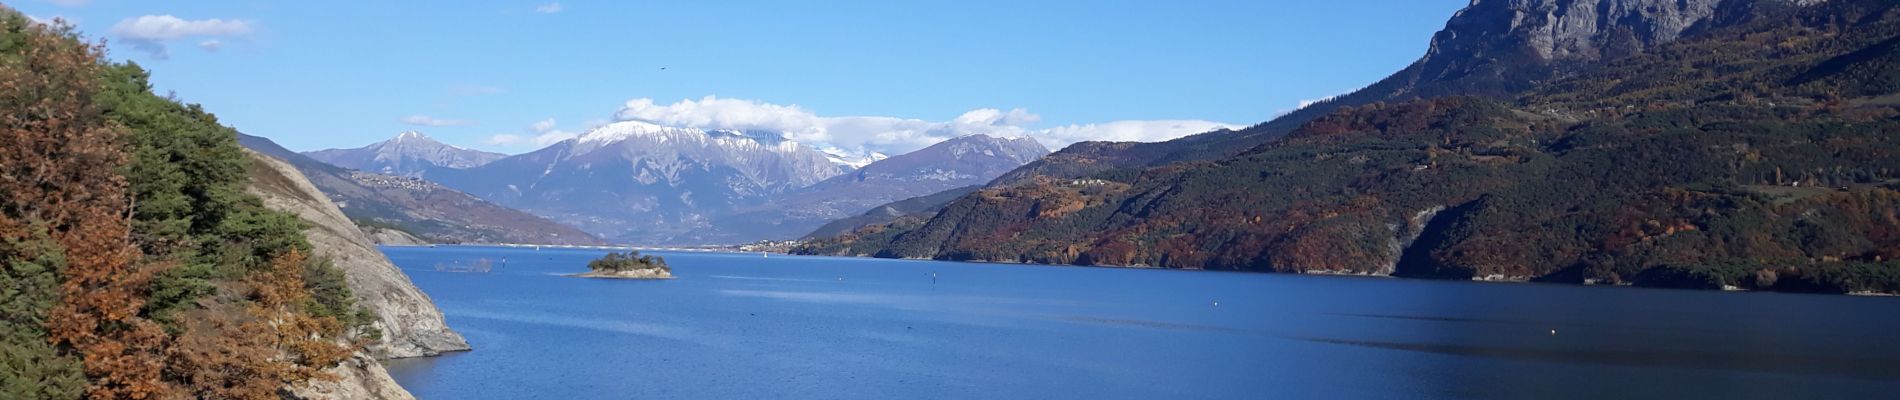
[0,12,177,399]
[166,250,354,399]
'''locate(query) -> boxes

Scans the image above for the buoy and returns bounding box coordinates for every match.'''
[1549,329,1558,336]
[1213,301,1220,307]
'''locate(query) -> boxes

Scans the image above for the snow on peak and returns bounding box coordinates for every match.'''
[577,120,673,145]
[382,130,475,150]
[574,120,819,156]
[818,146,888,169]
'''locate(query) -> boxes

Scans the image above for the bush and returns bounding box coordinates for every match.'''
[588,251,668,273]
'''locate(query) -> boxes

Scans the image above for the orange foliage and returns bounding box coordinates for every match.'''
[166,250,353,399]
[0,19,180,399]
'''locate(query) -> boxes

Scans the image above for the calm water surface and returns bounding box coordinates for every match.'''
[382,246,1900,399]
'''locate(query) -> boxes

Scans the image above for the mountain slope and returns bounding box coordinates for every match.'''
[304,131,506,177]
[799,0,1900,293]
[428,120,848,244]
[243,149,468,359]
[240,134,603,245]
[990,0,1815,187]
[801,184,983,240]
[713,134,1048,241]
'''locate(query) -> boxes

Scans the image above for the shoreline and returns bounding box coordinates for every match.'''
[785,252,1900,297]
[567,269,674,280]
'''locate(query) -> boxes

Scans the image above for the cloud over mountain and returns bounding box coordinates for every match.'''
[612,96,1237,157]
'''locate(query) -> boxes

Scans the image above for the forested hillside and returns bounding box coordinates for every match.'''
[799,0,1900,294]
[1,12,375,398]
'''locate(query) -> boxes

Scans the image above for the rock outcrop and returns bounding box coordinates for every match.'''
[244,149,469,359]
[572,267,674,280]
[364,226,430,246]
[288,354,417,400]
[244,149,472,398]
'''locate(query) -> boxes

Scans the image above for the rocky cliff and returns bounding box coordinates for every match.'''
[245,149,469,358]
[245,149,471,397]
[364,226,430,246]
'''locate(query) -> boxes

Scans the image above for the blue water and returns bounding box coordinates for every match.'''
[382,246,1900,399]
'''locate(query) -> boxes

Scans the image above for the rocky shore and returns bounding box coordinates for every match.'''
[571,267,675,280]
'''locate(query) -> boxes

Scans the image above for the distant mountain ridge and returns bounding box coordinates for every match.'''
[426,120,850,244]
[711,134,1049,241]
[305,131,506,177]
[240,134,603,245]
[797,0,1900,294]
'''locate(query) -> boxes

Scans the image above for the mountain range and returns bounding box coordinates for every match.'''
[413,119,1052,244]
[421,120,848,243]
[239,133,604,245]
[711,134,1048,240]
[797,0,1900,294]
[304,131,507,177]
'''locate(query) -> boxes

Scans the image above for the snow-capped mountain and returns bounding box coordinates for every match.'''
[712,134,1050,241]
[425,120,849,244]
[239,134,602,246]
[818,147,889,169]
[303,131,506,177]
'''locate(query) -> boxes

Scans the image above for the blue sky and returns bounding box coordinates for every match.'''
[13,0,1467,155]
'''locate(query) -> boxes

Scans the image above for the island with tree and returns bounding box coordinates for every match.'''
[571,251,674,279]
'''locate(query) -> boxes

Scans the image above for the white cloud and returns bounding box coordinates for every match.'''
[488,118,578,149]
[197,40,223,52]
[400,115,474,127]
[107,15,253,59]
[1036,120,1238,146]
[484,134,524,145]
[535,3,564,13]
[611,96,1237,155]
[953,108,1041,127]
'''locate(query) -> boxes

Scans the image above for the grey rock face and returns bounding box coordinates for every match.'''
[1437,0,1824,63]
[363,226,430,246]
[1455,0,1721,61]
[243,149,471,359]
[288,354,417,400]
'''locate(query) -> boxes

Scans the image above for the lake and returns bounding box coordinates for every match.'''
[382,246,1900,399]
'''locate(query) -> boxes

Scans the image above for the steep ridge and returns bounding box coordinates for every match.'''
[305,131,507,177]
[803,185,984,240]
[799,0,1900,293]
[832,0,1806,247]
[429,120,848,244]
[242,133,604,245]
[243,150,470,359]
[990,0,1816,187]
[713,134,1048,241]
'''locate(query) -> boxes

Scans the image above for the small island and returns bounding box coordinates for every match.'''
[571,251,674,279]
